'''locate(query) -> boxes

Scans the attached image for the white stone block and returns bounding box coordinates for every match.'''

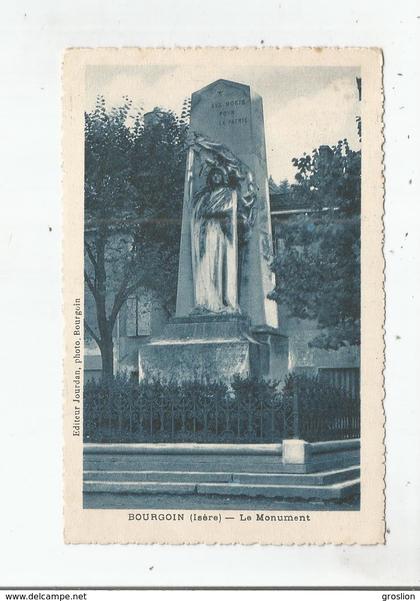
[282,439,312,465]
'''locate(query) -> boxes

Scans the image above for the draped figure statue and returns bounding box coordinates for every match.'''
[188,133,256,314]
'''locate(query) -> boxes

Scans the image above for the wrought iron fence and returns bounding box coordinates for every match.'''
[83,374,360,444]
[282,374,360,442]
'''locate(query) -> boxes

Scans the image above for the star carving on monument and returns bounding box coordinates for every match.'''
[217,89,223,95]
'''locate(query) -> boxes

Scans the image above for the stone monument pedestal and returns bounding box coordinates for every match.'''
[139,314,288,383]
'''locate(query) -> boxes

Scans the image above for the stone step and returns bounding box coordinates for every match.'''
[84,481,197,495]
[84,454,287,474]
[84,470,232,484]
[84,450,359,474]
[195,479,360,501]
[83,477,360,501]
[83,465,359,486]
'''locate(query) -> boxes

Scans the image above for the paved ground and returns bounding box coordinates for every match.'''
[84,492,360,511]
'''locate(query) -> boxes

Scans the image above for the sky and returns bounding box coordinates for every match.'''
[86,64,361,183]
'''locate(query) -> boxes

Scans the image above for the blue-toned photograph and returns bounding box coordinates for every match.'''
[82,66,361,511]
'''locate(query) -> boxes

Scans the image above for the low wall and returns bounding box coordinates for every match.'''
[84,439,360,475]
[84,443,282,456]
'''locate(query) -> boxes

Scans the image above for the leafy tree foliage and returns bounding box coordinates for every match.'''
[84,97,189,378]
[270,139,361,350]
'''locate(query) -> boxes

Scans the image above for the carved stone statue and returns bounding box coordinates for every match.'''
[188,133,256,314]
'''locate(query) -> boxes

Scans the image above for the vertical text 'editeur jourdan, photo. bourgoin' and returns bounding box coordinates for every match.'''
[72,298,82,436]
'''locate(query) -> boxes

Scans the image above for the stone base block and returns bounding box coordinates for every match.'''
[139,337,252,382]
[138,314,288,383]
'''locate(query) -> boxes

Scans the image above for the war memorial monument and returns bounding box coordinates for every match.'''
[139,79,288,383]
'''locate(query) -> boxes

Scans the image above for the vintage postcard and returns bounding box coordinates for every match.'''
[63,47,384,544]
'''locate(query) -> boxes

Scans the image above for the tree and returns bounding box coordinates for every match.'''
[277,179,291,195]
[84,97,188,379]
[269,139,361,350]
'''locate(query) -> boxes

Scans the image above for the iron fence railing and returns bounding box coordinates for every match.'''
[83,375,360,444]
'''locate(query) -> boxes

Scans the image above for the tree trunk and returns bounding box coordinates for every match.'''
[100,333,114,382]
[94,233,115,382]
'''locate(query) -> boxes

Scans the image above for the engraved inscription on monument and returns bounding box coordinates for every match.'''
[211,97,248,128]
